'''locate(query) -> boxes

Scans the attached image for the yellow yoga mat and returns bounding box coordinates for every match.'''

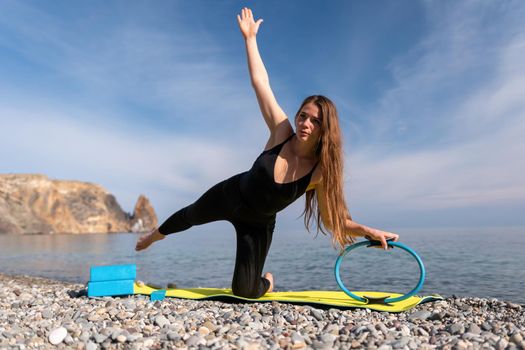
[133,283,443,312]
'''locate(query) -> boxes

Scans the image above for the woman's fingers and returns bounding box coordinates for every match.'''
[380,237,388,250]
[240,7,255,21]
[368,230,400,250]
[238,7,263,36]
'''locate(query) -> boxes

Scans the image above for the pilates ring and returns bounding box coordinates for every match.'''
[334,239,426,304]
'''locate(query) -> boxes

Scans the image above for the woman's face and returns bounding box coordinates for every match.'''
[295,102,322,143]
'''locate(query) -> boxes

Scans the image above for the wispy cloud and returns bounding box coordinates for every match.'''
[0,1,267,137]
[346,1,525,223]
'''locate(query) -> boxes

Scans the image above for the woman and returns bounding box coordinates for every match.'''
[135,8,399,298]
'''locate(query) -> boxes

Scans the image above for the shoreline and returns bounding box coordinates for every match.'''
[1,273,524,349]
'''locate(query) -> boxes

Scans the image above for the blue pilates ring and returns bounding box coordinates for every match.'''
[334,240,426,303]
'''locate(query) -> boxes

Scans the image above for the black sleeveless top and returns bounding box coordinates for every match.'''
[239,133,318,217]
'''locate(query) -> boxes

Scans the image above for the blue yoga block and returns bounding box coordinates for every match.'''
[88,279,135,297]
[150,290,166,301]
[89,264,136,282]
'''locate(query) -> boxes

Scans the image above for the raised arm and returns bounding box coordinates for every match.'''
[237,8,291,141]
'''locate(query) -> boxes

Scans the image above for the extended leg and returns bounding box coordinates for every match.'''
[136,177,236,251]
[158,178,234,235]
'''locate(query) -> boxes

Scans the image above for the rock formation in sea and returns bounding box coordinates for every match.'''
[0,174,158,234]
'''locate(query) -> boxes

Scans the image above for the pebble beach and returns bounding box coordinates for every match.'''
[1,273,524,350]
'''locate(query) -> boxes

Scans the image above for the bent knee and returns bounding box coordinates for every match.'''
[232,283,263,299]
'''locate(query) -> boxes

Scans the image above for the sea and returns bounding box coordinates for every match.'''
[0,226,523,304]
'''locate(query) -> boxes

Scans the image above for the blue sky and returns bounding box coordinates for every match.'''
[1,0,524,232]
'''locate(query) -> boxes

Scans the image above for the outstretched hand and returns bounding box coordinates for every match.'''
[237,7,263,40]
[365,229,399,250]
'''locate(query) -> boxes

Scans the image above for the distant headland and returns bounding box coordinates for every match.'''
[0,174,157,234]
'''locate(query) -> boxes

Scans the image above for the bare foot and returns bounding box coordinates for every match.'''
[264,272,274,293]
[135,228,165,251]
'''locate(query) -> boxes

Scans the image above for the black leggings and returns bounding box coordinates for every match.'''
[158,174,275,298]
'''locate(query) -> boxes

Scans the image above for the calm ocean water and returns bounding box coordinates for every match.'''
[0,226,523,304]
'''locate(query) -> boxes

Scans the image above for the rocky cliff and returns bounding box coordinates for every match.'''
[0,174,158,234]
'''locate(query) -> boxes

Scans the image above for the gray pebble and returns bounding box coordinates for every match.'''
[291,331,304,343]
[461,332,478,340]
[391,336,410,349]
[467,323,481,334]
[428,311,444,321]
[236,336,249,349]
[311,340,329,350]
[248,321,263,330]
[85,342,97,350]
[407,339,418,350]
[354,325,368,335]
[110,328,122,340]
[320,333,337,346]
[155,315,170,328]
[64,335,74,345]
[448,323,465,334]
[93,333,107,343]
[186,335,204,347]
[41,310,53,319]
[79,331,90,342]
[167,332,179,341]
[481,321,492,331]
[408,310,431,321]
[128,333,142,342]
[311,308,324,321]
[496,338,508,350]
[377,322,389,335]
[417,327,429,337]
[2,331,13,338]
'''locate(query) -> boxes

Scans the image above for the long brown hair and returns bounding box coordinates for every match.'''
[299,95,354,251]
